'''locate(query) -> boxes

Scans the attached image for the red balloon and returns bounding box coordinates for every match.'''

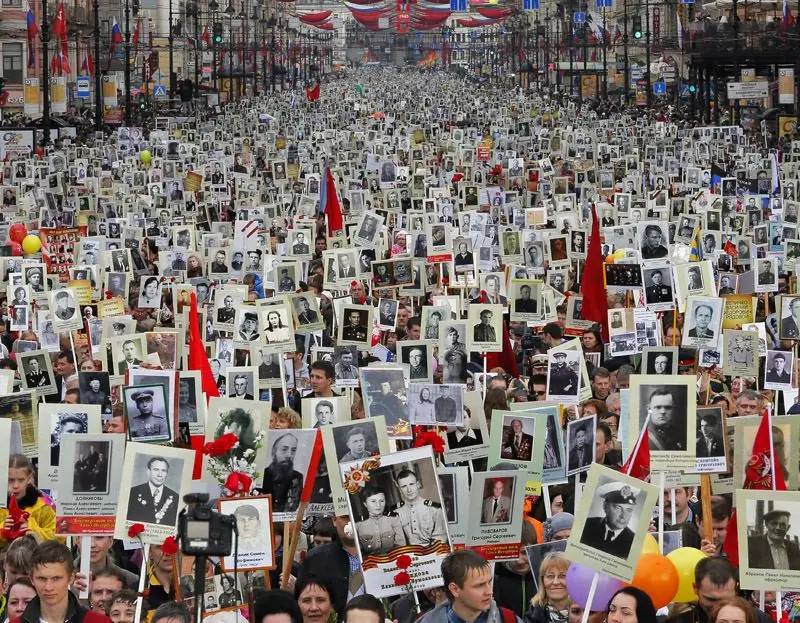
[8,223,27,244]
[5,241,22,257]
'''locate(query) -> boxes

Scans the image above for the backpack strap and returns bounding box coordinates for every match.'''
[500,606,517,623]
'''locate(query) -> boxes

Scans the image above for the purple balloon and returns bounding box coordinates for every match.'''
[566,563,624,611]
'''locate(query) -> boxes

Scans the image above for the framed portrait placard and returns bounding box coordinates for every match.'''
[692,407,728,474]
[566,464,659,582]
[737,489,800,592]
[114,442,194,544]
[442,390,490,464]
[465,469,526,561]
[343,446,451,599]
[628,375,697,472]
[218,495,275,572]
[437,465,470,548]
[56,433,126,535]
[38,403,102,490]
[487,409,546,495]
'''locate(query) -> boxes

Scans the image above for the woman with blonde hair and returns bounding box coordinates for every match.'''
[524,552,570,623]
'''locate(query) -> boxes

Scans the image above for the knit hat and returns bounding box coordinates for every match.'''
[543,512,574,542]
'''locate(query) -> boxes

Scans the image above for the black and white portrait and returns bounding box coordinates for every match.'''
[546,350,581,401]
[73,439,111,493]
[123,384,171,442]
[566,416,596,476]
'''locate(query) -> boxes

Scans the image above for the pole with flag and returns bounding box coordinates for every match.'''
[689,226,704,262]
[722,408,787,565]
[318,163,344,237]
[579,204,610,343]
[26,6,39,69]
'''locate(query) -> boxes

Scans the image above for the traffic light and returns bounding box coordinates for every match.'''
[213,22,223,44]
[688,84,697,94]
[632,15,643,38]
[138,91,146,110]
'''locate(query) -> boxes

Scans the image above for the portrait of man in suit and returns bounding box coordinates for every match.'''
[747,509,800,571]
[781,297,800,339]
[579,481,641,559]
[295,296,319,326]
[117,339,144,374]
[126,456,181,525]
[695,412,724,459]
[338,253,356,278]
[473,309,497,343]
[230,374,255,400]
[502,418,533,461]
[568,422,593,472]
[688,303,715,339]
[481,478,513,524]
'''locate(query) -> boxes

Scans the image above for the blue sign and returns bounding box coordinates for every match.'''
[596,0,612,7]
[153,84,168,100]
[653,81,667,95]
[524,0,539,9]
[573,10,585,22]
[76,77,90,99]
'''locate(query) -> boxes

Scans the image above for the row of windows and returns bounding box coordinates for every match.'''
[0,0,24,6]
[2,43,23,83]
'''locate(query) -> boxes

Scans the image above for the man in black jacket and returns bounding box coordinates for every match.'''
[299,515,362,618]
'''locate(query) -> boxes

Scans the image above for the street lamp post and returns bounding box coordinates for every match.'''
[41,0,50,144]
[93,0,102,129]
[225,1,234,102]
[193,3,200,98]
[210,0,219,92]
[645,0,651,106]
[124,0,131,124]
[623,0,629,103]
[168,0,174,99]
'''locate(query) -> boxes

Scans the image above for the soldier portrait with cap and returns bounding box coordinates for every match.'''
[341,308,369,342]
[238,310,260,342]
[579,479,642,559]
[125,386,170,441]
[747,507,800,570]
[53,289,76,321]
[391,467,448,547]
[548,351,579,397]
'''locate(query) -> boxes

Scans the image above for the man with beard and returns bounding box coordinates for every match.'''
[261,432,303,512]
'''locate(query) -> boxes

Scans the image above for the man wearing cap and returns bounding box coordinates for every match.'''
[238,311,260,342]
[246,250,263,273]
[766,352,791,384]
[342,310,368,342]
[127,456,180,525]
[128,389,169,439]
[278,269,296,292]
[54,291,76,321]
[759,259,775,285]
[580,481,640,558]
[549,352,578,396]
[335,350,358,381]
[748,509,800,570]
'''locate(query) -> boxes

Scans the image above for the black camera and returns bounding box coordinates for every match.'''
[177,494,236,557]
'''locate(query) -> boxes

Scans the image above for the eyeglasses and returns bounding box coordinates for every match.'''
[543,574,567,582]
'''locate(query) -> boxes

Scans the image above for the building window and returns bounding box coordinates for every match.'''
[2,43,23,84]
[1,0,23,6]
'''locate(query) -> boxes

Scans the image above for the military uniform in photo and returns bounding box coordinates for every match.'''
[357,513,407,556]
[392,498,447,546]
[127,477,180,525]
[549,353,578,395]
[128,389,169,439]
[579,482,640,559]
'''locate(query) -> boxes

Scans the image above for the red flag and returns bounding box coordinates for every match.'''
[51,2,67,39]
[580,204,609,343]
[50,51,60,75]
[201,24,211,46]
[133,18,141,50]
[485,321,520,377]
[60,48,71,74]
[188,292,220,404]
[722,409,787,566]
[306,84,320,102]
[323,166,343,237]
[622,426,651,482]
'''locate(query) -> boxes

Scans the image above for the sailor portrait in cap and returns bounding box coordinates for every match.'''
[579,480,641,559]
[127,387,169,440]
[238,310,260,342]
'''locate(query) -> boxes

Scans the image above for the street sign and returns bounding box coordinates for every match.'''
[726,81,768,99]
[653,81,667,95]
[573,11,585,23]
[153,84,168,100]
[76,77,91,99]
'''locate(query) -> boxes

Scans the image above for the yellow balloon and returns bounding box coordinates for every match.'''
[666,547,707,603]
[641,533,660,555]
[140,150,152,166]
[22,234,42,255]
